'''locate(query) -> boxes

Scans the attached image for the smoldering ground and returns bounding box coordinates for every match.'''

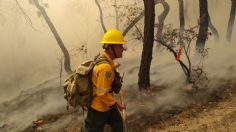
[118,43,236,131]
[1,0,236,131]
[1,42,235,131]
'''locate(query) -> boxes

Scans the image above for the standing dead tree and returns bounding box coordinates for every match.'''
[32,0,72,74]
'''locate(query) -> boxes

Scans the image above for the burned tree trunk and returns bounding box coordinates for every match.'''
[138,0,155,91]
[34,0,72,74]
[196,0,209,52]
[226,0,236,43]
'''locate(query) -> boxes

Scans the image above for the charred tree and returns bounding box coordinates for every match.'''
[196,0,209,52]
[226,0,236,43]
[34,0,72,74]
[138,0,155,91]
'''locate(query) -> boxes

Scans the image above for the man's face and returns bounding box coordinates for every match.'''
[113,44,125,58]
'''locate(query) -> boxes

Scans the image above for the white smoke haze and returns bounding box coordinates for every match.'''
[120,41,236,117]
[0,0,236,131]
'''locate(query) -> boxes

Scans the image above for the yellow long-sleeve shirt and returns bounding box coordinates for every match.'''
[90,52,117,112]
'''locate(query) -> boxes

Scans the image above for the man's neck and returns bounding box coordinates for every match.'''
[105,50,115,60]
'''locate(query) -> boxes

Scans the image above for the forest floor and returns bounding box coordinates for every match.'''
[143,82,236,132]
[22,80,236,132]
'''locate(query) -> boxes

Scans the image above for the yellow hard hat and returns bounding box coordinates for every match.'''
[100,29,126,44]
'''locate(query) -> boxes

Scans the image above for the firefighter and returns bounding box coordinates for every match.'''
[81,29,126,132]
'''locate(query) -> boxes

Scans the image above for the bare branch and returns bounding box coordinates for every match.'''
[154,37,190,77]
[15,0,36,30]
[122,11,144,36]
[183,46,191,77]
[122,1,163,37]
[95,0,107,33]
[127,16,144,41]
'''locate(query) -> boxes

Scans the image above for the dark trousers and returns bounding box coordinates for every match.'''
[81,106,123,132]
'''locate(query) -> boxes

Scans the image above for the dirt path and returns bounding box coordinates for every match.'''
[146,83,236,132]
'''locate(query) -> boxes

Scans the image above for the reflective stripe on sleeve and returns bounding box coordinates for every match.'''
[96,87,110,93]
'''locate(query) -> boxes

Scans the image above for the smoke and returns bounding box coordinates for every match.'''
[0,78,67,131]
[119,41,236,118]
[119,0,236,114]
[113,0,236,119]
[0,0,236,131]
[0,0,102,103]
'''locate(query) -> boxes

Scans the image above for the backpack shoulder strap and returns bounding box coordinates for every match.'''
[94,54,110,65]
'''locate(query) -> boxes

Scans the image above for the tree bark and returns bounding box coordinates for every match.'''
[138,0,155,91]
[34,0,72,74]
[178,0,185,32]
[178,0,185,45]
[196,0,209,52]
[226,0,236,43]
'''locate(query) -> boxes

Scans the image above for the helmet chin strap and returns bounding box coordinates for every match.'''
[111,46,118,58]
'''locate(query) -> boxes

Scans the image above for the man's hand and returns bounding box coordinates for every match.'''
[117,102,126,110]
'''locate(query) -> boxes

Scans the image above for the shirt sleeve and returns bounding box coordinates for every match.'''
[95,64,115,96]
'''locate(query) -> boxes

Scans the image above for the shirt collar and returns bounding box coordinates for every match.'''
[102,51,116,69]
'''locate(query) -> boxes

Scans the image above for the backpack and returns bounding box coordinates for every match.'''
[63,55,108,110]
